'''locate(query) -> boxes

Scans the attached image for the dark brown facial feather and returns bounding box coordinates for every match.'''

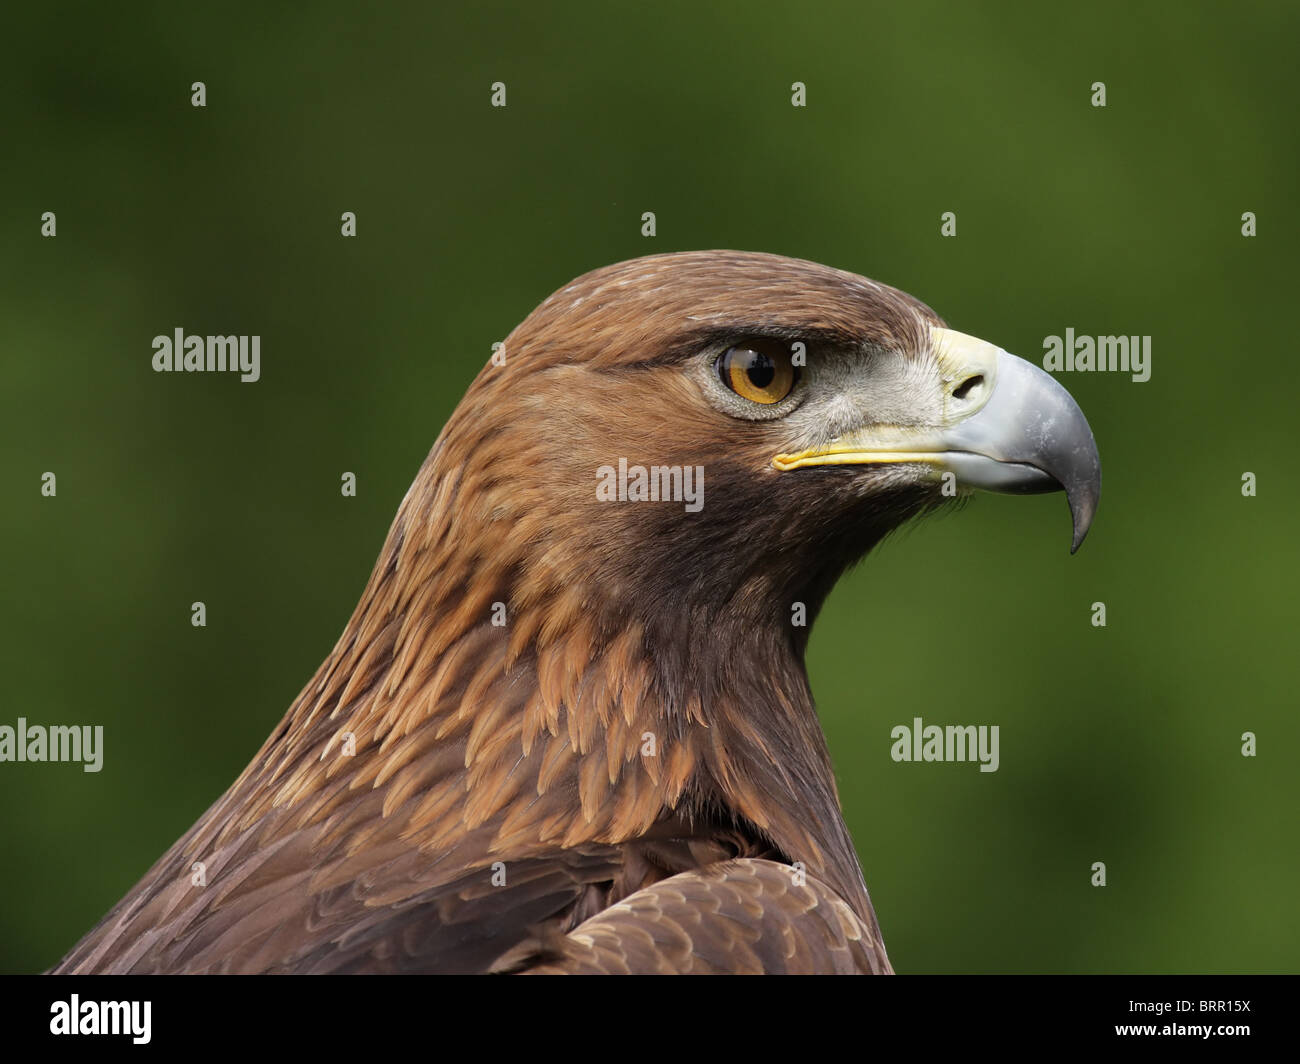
[54,250,960,975]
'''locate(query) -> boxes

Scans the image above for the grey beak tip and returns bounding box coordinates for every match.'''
[1066,482,1099,554]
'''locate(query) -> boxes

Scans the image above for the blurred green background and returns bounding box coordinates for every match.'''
[2,1,1296,974]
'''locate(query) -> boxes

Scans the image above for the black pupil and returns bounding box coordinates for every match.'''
[744,351,776,389]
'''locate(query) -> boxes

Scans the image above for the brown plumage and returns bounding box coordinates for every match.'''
[54,250,1099,974]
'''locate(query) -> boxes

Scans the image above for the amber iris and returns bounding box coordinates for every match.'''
[717,341,798,404]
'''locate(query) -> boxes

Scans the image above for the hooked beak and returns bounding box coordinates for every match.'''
[773,327,1102,552]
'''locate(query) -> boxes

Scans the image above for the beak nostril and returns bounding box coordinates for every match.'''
[952,374,984,401]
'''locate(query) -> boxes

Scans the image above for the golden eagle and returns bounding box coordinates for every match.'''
[55,251,1099,974]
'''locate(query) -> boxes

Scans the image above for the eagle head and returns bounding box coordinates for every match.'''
[426,250,1099,652]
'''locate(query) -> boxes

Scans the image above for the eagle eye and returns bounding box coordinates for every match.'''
[717,341,799,405]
